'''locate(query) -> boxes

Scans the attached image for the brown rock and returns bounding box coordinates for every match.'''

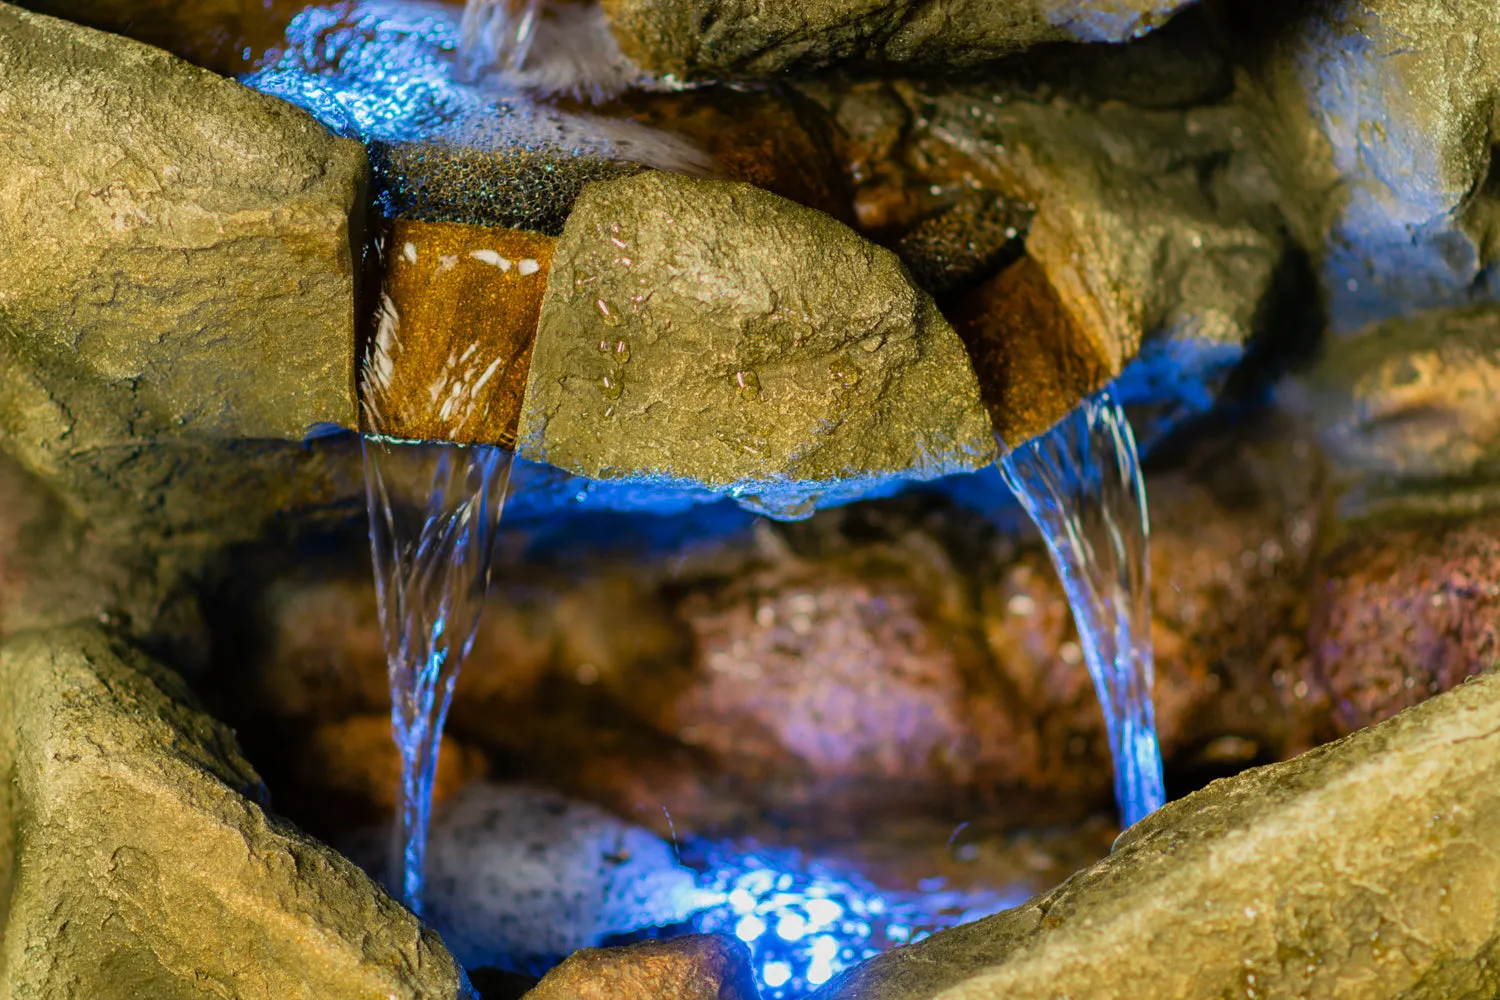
[522,935,759,1000]
[596,86,854,224]
[1313,514,1500,734]
[366,221,554,448]
[952,256,1113,448]
[305,715,488,812]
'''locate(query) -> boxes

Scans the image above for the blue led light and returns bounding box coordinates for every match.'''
[686,842,1023,1000]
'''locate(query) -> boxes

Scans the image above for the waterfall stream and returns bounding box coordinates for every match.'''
[458,0,543,80]
[999,389,1166,828]
[362,437,513,913]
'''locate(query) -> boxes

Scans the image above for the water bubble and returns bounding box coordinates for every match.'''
[597,372,624,399]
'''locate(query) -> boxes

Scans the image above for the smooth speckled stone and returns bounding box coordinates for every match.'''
[517,170,996,519]
[419,784,701,972]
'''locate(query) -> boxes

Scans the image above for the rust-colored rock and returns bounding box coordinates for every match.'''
[521,935,759,1000]
[593,86,854,224]
[1313,514,1500,734]
[364,220,554,448]
[305,714,488,812]
[952,256,1112,448]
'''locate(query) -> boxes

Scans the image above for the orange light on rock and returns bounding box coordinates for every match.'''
[362,220,555,448]
[950,255,1113,451]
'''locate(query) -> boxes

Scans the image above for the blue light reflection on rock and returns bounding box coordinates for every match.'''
[683,842,1023,1000]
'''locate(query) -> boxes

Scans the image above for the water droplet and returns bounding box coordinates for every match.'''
[829,361,861,388]
[734,370,761,399]
[596,298,624,328]
[614,339,631,363]
[597,372,624,399]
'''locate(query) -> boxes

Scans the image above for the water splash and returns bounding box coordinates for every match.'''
[458,0,542,79]
[362,437,514,912]
[999,388,1165,827]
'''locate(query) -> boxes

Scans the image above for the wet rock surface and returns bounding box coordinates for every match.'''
[0,626,471,1000]
[520,170,996,517]
[602,0,1201,80]
[811,670,1500,1000]
[521,934,760,1000]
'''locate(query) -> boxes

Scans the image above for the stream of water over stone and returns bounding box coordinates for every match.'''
[999,389,1166,827]
[362,437,514,912]
[458,0,542,80]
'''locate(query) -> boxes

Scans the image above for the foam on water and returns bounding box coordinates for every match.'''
[999,388,1166,827]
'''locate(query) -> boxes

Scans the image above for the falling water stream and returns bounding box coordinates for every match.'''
[999,388,1166,827]
[362,439,514,912]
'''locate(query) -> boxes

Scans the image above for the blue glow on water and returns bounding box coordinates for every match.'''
[999,388,1165,827]
[685,843,1021,1000]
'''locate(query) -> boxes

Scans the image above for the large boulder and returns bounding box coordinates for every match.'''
[1245,0,1500,329]
[601,0,1202,80]
[0,4,372,559]
[811,669,1500,1000]
[0,3,364,443]
[0,625,473,1000]
[518,170,996,518]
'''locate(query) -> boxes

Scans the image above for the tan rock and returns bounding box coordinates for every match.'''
[0,626,472,1000]
[522,935,759,1000]
[518,170,997,517]
[812,669,1500,1000]
[0,3,364,445]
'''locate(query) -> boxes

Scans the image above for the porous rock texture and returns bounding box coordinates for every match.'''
[0,4,371,561]
[811,669,1500,1000]
[0,2,363,442]
[521,935,760,1000]
[518,170,997,517]
[601,0,1202,80]
[833,79,1289,442]
[0,626,473,1000]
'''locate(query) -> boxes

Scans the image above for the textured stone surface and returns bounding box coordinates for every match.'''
[812,669,1500,1000]
[1244,0,1500,329]
[0,3,364,442]
[1313,514,1500,735]
[1285,304,1500,486]
[403,784,701,972]
[601,0,1202,80]
[903,84,1284,421]
[518,170,996,518]
[367,221,555,447]
[801,75,1289,444]
[522,935,759,1000]
[0,626,472,1000]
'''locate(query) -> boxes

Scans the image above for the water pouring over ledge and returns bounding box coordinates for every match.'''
[999,388,1166,827]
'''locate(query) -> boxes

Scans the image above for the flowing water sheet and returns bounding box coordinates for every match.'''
[999,389,1165,827]
[363,437,513,912]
